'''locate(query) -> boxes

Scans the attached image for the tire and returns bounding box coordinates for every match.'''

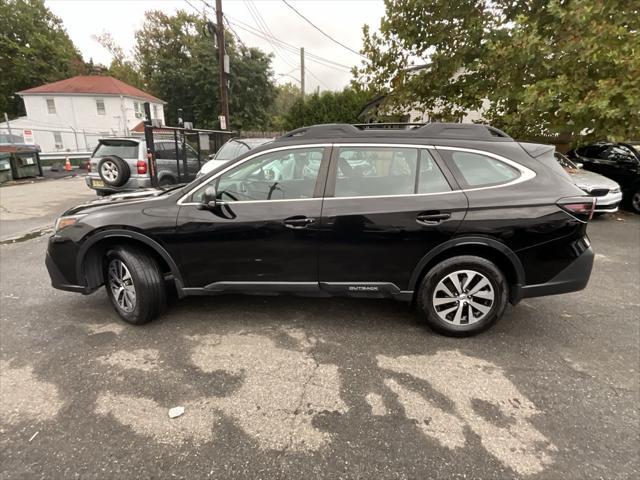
[631,188,640,214]
[98,155,130,187]
[104,245,166,325]
[158,175,176,187]
[416,255,508,337]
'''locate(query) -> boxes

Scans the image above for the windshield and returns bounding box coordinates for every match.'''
[555,152,577,169]
[214,141,250,161]
[93,140,139,158]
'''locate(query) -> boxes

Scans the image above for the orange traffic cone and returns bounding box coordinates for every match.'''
[64,157,72,172]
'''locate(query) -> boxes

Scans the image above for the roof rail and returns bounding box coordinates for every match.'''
[275,122,513,142]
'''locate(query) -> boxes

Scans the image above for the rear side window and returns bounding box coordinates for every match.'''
[439,149,520,188]
[93,141,139,159]
[333,147,451,197]
[334,146,416,197]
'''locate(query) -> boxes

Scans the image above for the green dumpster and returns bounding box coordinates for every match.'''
[0,144,43,181]
[0,153,11,184]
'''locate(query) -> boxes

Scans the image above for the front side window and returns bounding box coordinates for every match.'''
[440,150,520,188]
[96,99,106,115]
[46,98,56,114]
[193,147,325,203]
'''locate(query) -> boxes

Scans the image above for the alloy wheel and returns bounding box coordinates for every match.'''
[432,269,495,325]
[101,160,119,182]
[108,259,136,313]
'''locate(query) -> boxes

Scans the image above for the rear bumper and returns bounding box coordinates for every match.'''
[45,250,88,294]
[518,245,594,300]
[85,175,151,192]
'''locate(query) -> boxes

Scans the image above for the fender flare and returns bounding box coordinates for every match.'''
[408,236,525,291]
[76,229,185,292]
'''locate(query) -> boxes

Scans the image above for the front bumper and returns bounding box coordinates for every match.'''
[593,191,623,213]
[45,250,88,293]
[519,245,594,300]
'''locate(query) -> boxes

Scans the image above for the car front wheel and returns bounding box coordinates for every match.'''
[104,245,166,324]
[417,255,508,336]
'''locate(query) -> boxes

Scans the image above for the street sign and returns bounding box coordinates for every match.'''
[23,129,35,144]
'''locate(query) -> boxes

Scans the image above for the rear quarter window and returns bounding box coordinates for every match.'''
[438,149,520,188]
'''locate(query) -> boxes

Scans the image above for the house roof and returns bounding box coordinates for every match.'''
[18,76,165,104]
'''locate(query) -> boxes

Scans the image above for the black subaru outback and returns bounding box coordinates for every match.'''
[46,123,595,336]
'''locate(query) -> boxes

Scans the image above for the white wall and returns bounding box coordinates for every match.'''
[14,94,165,153]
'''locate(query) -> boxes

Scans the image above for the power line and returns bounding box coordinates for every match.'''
[242,0,299,70]
[227,18,351,71]
[281,0,367,60]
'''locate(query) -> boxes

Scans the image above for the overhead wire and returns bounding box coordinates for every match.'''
[281,0,368,60]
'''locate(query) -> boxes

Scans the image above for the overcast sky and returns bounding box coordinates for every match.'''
[45,0,386,92]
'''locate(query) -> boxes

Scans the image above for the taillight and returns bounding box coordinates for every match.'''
[137,160,147,174]
[558,197,596,221]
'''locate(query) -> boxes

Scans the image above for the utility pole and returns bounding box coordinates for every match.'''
[215,0,230,130]
[4,113,14,144]
[300,47,305,99]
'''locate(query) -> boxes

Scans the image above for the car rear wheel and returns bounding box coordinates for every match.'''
[98,155,130,187]
[631,188,640,214]
[104,246,166,325]
[417,255,508,336]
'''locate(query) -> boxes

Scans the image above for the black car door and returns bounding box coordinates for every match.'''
[175,145,330,290]
[317,144,468,294]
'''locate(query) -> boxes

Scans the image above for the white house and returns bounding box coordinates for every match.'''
[0,76,166,153]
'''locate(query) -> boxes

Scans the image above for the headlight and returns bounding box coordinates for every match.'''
[611,186,621,193]
[54,215,86,232]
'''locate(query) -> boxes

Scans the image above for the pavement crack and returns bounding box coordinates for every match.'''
[279,348,320,455]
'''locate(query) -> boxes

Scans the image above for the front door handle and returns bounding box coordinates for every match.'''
[283,216,315,229]
[416,212,451,225]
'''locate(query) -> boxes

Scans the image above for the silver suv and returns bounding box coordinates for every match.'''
[86,138,200,195]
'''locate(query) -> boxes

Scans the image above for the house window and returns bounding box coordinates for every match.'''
[96,99,106,115]
[53,132,63,149]
[46,98,56,114]
[134,102,143,118]
[152,104,158,120]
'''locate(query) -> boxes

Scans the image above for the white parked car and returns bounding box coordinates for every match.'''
[555,152,623,213]
[197,137,274,177]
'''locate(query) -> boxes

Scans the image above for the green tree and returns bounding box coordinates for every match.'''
[135,10,275,130]
[284,87,370,130]
[93,32,145,89]
[357,0,640,142]
[0,0,86,118]
[268,82,302,130]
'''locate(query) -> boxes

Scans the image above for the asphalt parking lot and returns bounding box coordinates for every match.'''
[1,182,639,479]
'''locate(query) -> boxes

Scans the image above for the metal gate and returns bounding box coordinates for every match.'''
[143,125,234,187]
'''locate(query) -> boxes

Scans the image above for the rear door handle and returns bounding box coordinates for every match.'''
[283,216,315,229]
[416,212,451,225]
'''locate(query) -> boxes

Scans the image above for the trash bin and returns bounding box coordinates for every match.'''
[0,153,11,184]
[0,144,43,181]
[11,151,41,178]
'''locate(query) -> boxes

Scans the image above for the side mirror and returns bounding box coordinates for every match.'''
[197,186,218,210]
